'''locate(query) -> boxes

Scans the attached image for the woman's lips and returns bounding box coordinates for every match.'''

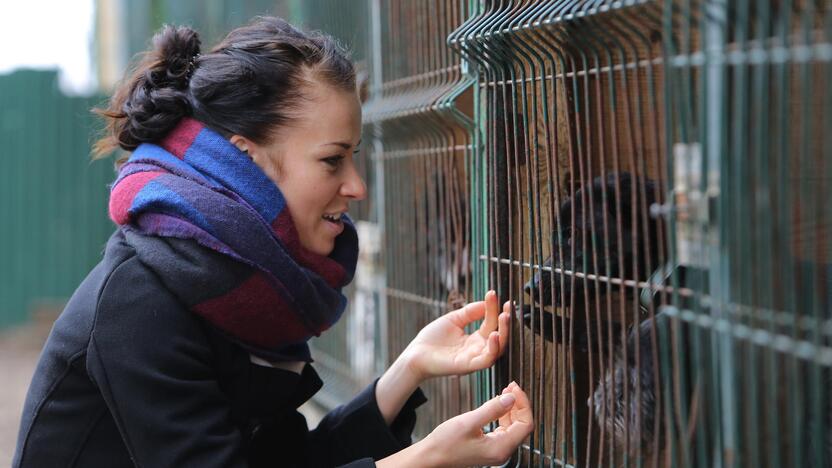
[322,216,344,235]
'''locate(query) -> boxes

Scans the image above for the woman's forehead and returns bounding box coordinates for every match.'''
[292,88,362,142]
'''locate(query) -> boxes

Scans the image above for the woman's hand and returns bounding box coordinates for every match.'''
[377,382,534,468]
[376,291,509,427]
[400,290,511,381]
[424,382,534,467]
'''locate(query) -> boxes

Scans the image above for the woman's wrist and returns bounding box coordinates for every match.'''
[375,437,442,468]
[375,352,425,425]
[396,346,429,383]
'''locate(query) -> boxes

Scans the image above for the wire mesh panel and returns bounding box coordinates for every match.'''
[664,0,831,467]
[454,0,830,467]
[364,0,479,438]
[455,1,671,465]
[297,0,480,438]
[300,0,830,465]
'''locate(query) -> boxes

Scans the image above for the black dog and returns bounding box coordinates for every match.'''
[518,171,676,458]
[522,172,662,346]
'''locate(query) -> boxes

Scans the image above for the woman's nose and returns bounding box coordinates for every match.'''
[341,164,367,201]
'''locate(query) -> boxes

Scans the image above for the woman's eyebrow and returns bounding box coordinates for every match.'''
[321,139,362,149]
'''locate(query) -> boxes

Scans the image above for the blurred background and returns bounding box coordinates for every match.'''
[3,0,830,467]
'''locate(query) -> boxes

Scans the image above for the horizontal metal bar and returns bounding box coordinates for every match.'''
[383,286,449,310]
[377,144,474,160]
[480,255,832,337]
[469,43,830,88]
[663,306,832,367]
[480,57,664,87]
[518,444,576,468]
[696,297,832,338]
[670,42,832,67]
[363,99,471,123]
[478,254,696,297]
[375,65,463,92]
[538,0,652,27]
[450,0,652,45]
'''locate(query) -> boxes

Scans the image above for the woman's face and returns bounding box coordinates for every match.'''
[232,81,366,256]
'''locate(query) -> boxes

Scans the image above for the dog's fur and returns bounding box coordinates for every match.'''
[521,172,674,459]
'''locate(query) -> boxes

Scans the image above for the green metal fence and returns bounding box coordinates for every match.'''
[304,0,831,466]
[462,1,830,466]
[662,1,831,466]
[0,70,114,328]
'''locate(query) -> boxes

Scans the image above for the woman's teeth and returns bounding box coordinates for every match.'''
[322,213,341,222]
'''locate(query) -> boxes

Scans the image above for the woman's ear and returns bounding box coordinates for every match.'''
[229,134,281,182]
[229,135,253,157]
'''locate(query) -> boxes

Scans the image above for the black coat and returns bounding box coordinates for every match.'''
[14,229,426,467]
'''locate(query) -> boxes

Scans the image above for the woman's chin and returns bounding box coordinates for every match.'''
[305,238,336,257]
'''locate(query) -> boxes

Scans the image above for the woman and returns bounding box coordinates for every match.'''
[13,16,533,468]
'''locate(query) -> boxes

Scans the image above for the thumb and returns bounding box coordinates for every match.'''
[461,393,516,428]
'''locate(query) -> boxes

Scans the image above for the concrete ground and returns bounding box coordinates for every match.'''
[0,319,51,467]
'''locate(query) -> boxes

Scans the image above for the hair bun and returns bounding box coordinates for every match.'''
[149,24,201,89]
[95,25,202,153]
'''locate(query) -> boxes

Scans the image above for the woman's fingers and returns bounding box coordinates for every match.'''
[478,290,499,338]
[498,385,514,428]
[498,301,511,353]
[462,383,533,434]
[461,391,516,429]
[483,384,534,462]
[503,384,533,438]
[447,292,508,355]
[447,300,486,328]
[426,383,533,468]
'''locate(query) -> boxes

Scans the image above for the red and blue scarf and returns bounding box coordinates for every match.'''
[108,118,359,361]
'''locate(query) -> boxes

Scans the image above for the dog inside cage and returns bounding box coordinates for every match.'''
[517,169,707,461]
[521,171,662,336]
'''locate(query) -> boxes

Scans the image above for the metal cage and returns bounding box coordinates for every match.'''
[302,1,830,466]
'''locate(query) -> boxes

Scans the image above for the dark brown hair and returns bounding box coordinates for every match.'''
[93,16,355,159]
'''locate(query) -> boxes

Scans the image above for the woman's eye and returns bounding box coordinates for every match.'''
[322,156,344,168]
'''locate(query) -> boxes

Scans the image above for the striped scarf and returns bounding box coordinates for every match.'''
[108,118,358,361]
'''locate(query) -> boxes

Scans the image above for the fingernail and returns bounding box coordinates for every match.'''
[499,393,516,407]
